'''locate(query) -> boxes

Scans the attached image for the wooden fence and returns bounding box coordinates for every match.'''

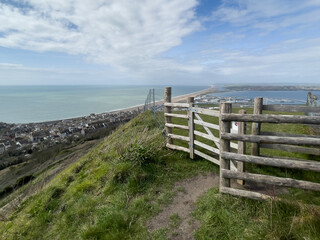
[164,87,320,200]
[164,88,241,168]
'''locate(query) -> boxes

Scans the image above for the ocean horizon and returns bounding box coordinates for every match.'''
[2,85,319,124]
[0,85,209,124]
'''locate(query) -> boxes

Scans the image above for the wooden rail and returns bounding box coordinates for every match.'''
[166,143,190,153]
[262,104,320,113]
[194,150,220,165]
[221,113,320,124]
[194,120,220,130]
[222,170,320,191]
[164,113,188,119]
[168,134,189,142]
[260,131,320,138]
[221,133,320,146]
[194,140,220,155]
[221,152,320,172]
[189,107,220,117]
[164,102,190,108]
[260,143,320,156]
[195,113,220,149]
[194,130,219,142]
[165,123,189,130]
[220,187,270,200]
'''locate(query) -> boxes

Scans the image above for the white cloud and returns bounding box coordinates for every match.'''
[0,62,106,76]
[1,0,320,85]
[0,63,24,69]
[211,0,320,31]
[200,38,320,83]
[0,0,200,71]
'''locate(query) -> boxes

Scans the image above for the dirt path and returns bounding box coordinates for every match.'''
[148,173,219,240]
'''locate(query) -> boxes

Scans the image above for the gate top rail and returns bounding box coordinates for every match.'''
[164,102,190,108]
[189,107,220,117]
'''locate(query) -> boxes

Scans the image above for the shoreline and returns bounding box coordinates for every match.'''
[108,87,218,115]
[6,87,218,125]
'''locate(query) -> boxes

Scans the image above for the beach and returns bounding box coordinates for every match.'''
[36,86,217,124]
[0,85,210,123]
[108,87,218,116]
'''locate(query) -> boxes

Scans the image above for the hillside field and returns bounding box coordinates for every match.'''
[0,111,319,240]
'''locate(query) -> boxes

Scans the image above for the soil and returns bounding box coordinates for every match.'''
[147,172,289,240]
[148,173,220,240]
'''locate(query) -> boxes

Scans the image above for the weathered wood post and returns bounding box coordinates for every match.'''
[164,87,173,145]
[237,109,247,185]
[188,97,195,159]
[220,102,232,190]
[251,97,263,156]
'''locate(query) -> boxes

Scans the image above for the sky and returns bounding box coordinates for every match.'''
[1,0,320,86]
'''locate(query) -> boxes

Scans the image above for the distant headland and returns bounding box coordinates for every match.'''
[224,85,320,91]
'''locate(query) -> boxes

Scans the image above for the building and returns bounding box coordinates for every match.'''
[0,143,5,154]
[307,92,320,107]
[307,92,320,116]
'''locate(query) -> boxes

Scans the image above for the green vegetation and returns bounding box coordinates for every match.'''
[0,112,217,239]
[193,188,320,240]
[0,111,319,239]
[0,175,35,198]
[0,123,122,211]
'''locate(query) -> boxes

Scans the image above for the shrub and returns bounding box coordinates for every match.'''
[0,174,35,199]
[119,143,154,167]
[14,175,35,188]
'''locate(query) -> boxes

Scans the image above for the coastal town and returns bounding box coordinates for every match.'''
[0,108,143,156]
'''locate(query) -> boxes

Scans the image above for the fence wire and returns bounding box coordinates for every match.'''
[143,88,165,132]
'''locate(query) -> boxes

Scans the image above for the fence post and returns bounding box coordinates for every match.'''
[164,87,173,145]
[153,88,155,107]
[237,109,246,185]
[220,102,232,190]
[152,88,156,118]
[188,97,195,159]
[251,97,263,156]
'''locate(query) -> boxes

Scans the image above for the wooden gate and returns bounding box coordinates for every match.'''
[164,87,244,176]
[163,87,320,200]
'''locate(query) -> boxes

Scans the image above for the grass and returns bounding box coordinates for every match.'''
[0,139,100,210]
[193,188,320,240]
[0,110,319,239]
[0,112,217,240]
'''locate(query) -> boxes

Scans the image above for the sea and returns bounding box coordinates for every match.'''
[1,86,319,124]
[0,85,207,123]
[211,90,320,105]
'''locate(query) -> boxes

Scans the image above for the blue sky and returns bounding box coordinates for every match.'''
[1,0,320,85]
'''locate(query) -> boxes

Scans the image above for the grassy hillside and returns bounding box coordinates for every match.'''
[0,111,319,240]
